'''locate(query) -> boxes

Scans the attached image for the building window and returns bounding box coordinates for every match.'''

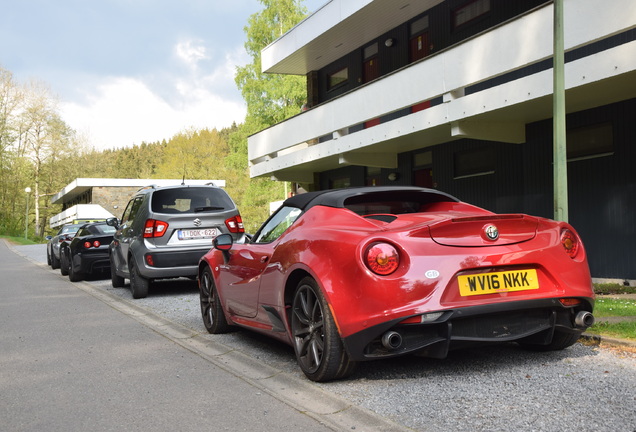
[452,0,491,30]
[410,15,429,37]
[454,146,495,179]
[328,67,348,90]
[363,43,378,60]
[567,122,614,161]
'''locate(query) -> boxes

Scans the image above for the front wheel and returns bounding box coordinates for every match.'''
[291,277,357,382]
[129,259,149,299]
[51,251,60,269]
[199,267,230,334]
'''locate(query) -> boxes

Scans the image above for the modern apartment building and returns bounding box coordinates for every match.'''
[247,0,636,281]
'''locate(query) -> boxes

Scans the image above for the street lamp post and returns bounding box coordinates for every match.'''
[24,187,31,240]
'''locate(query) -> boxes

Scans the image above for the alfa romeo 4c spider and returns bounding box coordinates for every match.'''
[197,186,594,382]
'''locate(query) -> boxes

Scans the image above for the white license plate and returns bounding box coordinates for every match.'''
[177,228,219,240]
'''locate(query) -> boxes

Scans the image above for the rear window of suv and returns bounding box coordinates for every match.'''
[150,187,235,214]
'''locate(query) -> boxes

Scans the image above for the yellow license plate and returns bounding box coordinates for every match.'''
[458,269,539,296]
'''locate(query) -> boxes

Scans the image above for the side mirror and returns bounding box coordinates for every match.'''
[106,217,120,228]
[45,235,53,241]
[213,233,234,251]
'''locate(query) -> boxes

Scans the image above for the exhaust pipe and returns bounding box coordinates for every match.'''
[381,331,403,350]
[575,311,595,328]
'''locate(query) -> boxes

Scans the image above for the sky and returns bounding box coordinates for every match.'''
[0,0,325,151]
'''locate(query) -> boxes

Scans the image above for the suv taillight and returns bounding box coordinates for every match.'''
[225,215,244,233]
[144,219,169,238]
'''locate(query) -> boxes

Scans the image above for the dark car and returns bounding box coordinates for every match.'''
[108,184,244,299]
[197,186,595,382]
[47,223,82,269]
[59,222,117,282]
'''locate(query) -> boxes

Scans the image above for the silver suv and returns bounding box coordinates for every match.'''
[107,184,244,298]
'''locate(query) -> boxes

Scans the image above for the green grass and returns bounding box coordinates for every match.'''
[589,297,636,340]
[593,298,636,317]
[0,235,41,245]
[589,321,636,341]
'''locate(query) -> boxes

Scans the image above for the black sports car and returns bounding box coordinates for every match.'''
[60,222,117,282]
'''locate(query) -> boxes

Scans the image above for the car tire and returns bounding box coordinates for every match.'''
[199,266,230,334]
[110,254,125,288]
[68,255,83,282]
[60,248,69,276]
[47,247,52,266]
[291,277,357,382]
[129,259,149,299]
[51,251,60,270]
[519,329,580,351]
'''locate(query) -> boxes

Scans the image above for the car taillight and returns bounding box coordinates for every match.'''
[365,242,399,275]
[144,219,169,238]
[225,215,245,233]
[561,229,579,258]
[83,240,101,249]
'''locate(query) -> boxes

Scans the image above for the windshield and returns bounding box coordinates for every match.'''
[151,187,234,214]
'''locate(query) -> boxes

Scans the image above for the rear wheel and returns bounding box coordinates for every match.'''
[46,247,52,266]
[199,267,230,334]
[51,251,60,269]
[129,259,149,299]
[519,330,581,351]
[110,254,125,288]
[291,277,357,382]
[60,248,69,276]
[68,254,83,282]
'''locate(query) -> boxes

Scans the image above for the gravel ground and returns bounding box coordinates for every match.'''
[16,243,636,431]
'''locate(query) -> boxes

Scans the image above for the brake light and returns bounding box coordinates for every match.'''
[144,219,169,238]
[82,240,101,249]
[225,215,245,233]
[560,229,579,258]
[365,242,399,275]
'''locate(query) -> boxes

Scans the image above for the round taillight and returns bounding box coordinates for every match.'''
[561,229,579,258]
[365,243,399,275]
[93,240,101,248]
[83,241,91,249]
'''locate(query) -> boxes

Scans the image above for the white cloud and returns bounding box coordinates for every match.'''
[175,39,209,68]
[60,75,245,150]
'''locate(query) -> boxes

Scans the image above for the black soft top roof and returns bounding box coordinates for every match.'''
[283,186,459,211]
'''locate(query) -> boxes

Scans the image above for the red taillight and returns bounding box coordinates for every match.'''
[93,240,101,248]
[365,242,399,275]
[225,215,245,233]
[84,241,91,249]
[143,219,169,238]
[83,240,102,249]
[561,229,579,258]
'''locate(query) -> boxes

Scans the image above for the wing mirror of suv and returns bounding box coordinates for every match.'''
[213,233,234,251]
[106,217,120,228]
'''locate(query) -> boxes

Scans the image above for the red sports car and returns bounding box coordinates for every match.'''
[197,186,594,382]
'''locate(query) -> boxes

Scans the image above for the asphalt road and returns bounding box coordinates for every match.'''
[6,242,636,431]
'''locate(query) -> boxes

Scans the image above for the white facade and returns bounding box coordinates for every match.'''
[248,0,636,183]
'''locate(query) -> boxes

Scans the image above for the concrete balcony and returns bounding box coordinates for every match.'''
[248,0,636,181]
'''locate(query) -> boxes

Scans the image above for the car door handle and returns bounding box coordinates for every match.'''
[260,256,269,263]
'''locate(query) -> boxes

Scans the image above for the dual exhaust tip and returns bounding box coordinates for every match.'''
[380,311,595,351]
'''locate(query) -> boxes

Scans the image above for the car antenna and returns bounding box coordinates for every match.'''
[181,165,186,185]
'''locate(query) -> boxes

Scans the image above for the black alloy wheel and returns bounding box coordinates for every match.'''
[291,277,357,382]
[199,267,229,334]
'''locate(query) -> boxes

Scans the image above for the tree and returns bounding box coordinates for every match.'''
[231,0,310,230]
